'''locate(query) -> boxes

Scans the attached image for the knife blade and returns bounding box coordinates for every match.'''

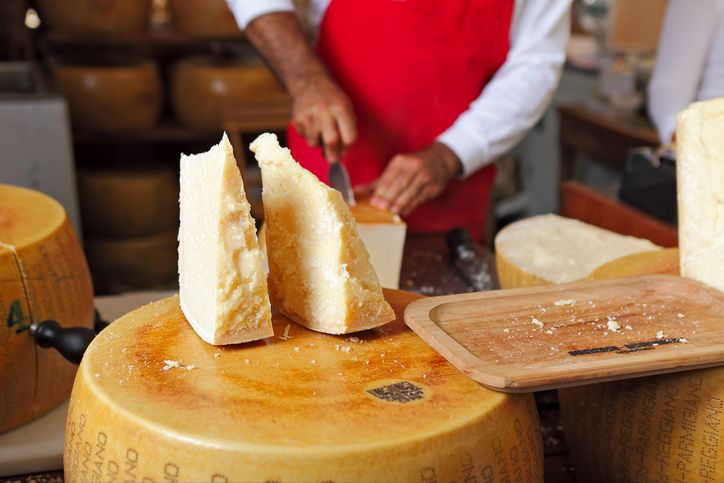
[445,227,492,292]
[329,160,355,206]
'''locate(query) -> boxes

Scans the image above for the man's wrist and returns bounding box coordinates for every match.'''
[432,142,463,179]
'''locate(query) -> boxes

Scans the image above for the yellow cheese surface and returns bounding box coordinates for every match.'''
[676,98,724,292]
[495,214,660,289]
[65,290,543,482]
[251,133,395,334]
[0,184,94,433]
[178,134,273,345]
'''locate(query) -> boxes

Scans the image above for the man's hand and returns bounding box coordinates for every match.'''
[290,73,356,162]
[244,12,356,162]
[365,143,462,216]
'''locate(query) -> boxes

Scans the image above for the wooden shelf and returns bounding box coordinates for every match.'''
[72,121,222,144]
[42,30,248,50]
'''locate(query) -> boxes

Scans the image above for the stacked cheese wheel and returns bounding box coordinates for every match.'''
[65,290,543,482]
[78,166,178,293]
[0,184,94,433]
[494,215,723,482]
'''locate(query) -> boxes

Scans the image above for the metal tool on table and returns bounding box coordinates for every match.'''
[446,227,492,292]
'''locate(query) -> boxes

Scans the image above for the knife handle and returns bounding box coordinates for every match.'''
[446,227,476,260]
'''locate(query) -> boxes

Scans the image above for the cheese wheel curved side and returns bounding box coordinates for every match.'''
[65,293,543,482]
[495,250,556,290]
[0,184,94,433]
[560,247,724,482]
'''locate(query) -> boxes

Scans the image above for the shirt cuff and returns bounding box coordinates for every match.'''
[437,127,492,179]
[226,0,295,30]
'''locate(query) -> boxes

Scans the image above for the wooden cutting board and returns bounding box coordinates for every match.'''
[404,275,724,392]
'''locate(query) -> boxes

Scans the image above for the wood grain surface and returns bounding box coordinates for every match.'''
[405,275,724,392]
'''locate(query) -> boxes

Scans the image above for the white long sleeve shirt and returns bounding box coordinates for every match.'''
[227,0,571,177]
[648,0,724,143]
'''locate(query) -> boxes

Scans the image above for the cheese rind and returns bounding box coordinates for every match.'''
[676,99,724,292]
[495,214,660,288]
[250,133,395,334]
[0,184,94,434]
[178,134,273,345]
[65,291,544,482]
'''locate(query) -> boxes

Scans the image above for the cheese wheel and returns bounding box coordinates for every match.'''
[586,248,680,281]
[496,231,724,482]
[0,184,94,434]
[171,56,287,132]
[495,214,660,289]
[85,231,177,294]
[65,290,543,482]
[77,166,178,238]
[54,60,162,133]
[559,369,724,482]
[168,0,241,37]
[36,0,151,34]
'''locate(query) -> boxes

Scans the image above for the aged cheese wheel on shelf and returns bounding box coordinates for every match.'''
[36,0,151,34]
[54,59,162,133]
[77,165,178,238]
[494,214,660,289]
[170,56,287,132]
[85,231,177,294]
[168,0,241,37]
[65,290,543,482]
[0,184,94,434]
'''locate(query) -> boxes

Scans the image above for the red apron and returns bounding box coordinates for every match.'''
[287,0,513,241]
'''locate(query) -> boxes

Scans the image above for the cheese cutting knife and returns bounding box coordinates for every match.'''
[329,160,355,206]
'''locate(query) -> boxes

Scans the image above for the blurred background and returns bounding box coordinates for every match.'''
[0,0,674,295]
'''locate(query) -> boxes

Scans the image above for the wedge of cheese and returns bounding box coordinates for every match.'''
[351,198,406,289]
[250,133,395,334]
[178,133,273,344]
[676,99,724,292]
[495,214,660,289]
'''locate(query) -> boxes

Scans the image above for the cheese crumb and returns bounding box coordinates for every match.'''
[279,324,292,340]
[348,336,361,343]
[503,328,510,333]
[603,331,609,336]
[554,299,576,306]
[214,353,221,358]
[185,364,195,371]
[162,360,180,371]
[341,345,352,353]
[294,347,300,351]
[545,330,554,335]
[625,325,633,331]
[532,318,544,328]
[607,321,621,332]
[656,330,665,339]
[677,313,685,319]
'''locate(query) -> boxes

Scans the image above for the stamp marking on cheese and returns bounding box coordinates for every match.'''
[366,380,427,404]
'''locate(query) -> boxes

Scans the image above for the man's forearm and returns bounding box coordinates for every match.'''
[244,12,328,97]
